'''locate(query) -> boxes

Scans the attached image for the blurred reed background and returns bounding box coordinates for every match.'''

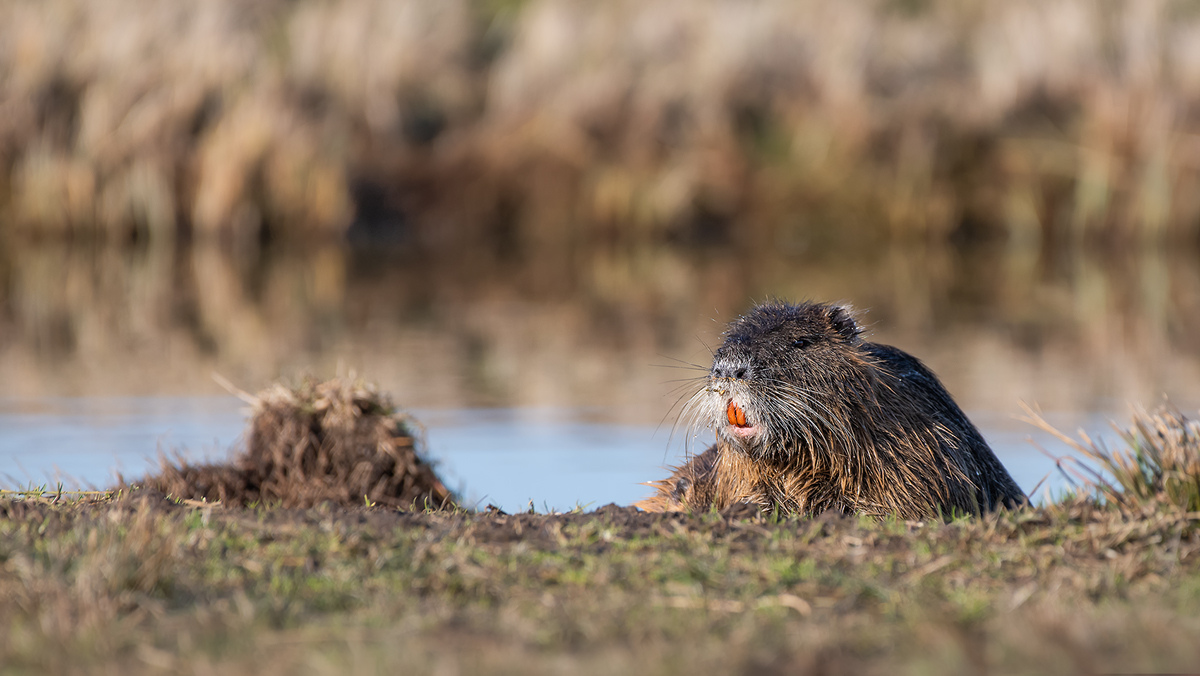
[5,0,1200,245]
[2,0,1200,423]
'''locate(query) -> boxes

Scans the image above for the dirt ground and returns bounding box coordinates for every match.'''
[4,486,1200,674]
[0,486,774,545]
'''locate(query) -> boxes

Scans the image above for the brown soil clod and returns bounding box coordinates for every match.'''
[140,378,455,510]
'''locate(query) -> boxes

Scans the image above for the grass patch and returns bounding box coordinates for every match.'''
[1,493,1199,674]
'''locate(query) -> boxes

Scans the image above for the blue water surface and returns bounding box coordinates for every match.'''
[0,397,1110,512]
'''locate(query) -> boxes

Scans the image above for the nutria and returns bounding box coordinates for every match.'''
[636,301,1025,518]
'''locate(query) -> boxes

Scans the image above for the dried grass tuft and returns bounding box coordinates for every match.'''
[145,378,455,510]
[1024,404,1200,513]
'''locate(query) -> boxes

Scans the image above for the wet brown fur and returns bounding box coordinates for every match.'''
[633,443,719,512]
[638,301,1025,519]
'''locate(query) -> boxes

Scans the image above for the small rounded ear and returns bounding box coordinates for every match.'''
[827,305,862,342]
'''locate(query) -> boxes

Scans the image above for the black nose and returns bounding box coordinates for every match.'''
[712,358,750,381]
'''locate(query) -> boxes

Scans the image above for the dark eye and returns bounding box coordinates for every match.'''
[791,337,811,349]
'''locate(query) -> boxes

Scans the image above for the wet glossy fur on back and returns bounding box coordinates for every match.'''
[636,301,1025,519]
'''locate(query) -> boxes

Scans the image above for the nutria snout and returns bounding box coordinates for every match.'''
[637,301,1026,519]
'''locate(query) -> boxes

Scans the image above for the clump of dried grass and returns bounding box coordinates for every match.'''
[145,378,455,510]
[1025,404,1200,513]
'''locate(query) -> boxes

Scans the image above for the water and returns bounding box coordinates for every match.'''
[0,396,1121,511]
[2,241,1198,511]
[0,397,245,489]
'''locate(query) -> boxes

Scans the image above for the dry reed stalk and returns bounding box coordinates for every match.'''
[1022,403,1200,513]
[4,0,1200,242]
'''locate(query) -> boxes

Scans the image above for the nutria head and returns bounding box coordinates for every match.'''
[684,301,877,464]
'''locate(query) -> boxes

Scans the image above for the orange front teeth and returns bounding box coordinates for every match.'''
[727,400,748,427]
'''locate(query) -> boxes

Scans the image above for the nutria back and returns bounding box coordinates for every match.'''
[637,301,1025,519]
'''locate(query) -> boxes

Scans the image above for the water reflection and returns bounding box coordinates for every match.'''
[2,240,1198,416]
